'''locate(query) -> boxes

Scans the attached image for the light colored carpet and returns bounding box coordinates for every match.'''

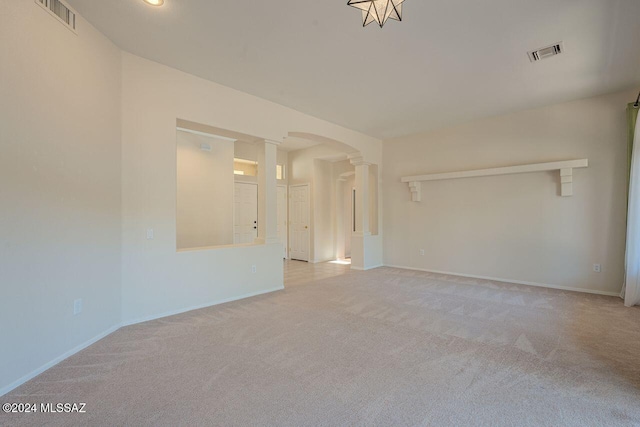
[3,264,640,426]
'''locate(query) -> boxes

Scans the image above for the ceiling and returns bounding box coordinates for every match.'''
[67,0,640,140]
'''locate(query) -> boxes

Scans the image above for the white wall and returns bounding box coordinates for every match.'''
[234,140,259,162]
[121,53,381,323]
[288,145,346,185]
[278,151,289,184]
[0,8,381,394]
[288,145,347,262]
[313,159,335,262]
[234,140,289,185]
[288,148,383,264]
[176,131,234,249]
[369,165,379,236]
[0,2,383,394]
[0,1,122,393]
[383,89,634,295]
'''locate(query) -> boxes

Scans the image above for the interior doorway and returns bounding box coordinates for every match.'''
[289,184,310,261]
[233,182,258,244]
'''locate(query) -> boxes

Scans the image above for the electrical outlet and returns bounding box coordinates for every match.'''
[73,299,82,315]
[593,264,601,273]
[420,249,425,256]
[146,229,154,240]
[251,265,257,273]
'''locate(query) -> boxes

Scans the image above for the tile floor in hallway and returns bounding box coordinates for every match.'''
[284,259,353,287]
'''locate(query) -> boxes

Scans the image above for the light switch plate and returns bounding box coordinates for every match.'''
[73,299,82,315]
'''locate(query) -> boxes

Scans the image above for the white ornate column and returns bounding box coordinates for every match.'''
[256,139,280,245]
[349,154,371,270]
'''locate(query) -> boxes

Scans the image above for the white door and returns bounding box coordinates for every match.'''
[289,184,309,261]
[277,185,288,258]
[234,183,258,244]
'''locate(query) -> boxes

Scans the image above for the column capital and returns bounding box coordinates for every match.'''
[348,153,371,166]
[264,139,282,146]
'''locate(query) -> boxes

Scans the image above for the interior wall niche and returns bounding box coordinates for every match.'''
[175,120,273,251]
[176,129,234,250]
[175,120,289,251]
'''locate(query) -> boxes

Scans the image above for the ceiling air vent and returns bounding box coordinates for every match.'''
[528,42,563,62]
[35,0,77,34]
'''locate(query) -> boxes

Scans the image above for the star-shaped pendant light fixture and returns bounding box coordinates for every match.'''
[347,0,406,28]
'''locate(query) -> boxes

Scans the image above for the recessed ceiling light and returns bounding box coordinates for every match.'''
[143,0,164,6]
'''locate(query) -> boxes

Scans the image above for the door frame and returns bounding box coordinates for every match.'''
[288,183,310,262]
[277,184,288,259]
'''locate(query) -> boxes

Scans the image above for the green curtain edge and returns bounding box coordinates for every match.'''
[628,103,639,185]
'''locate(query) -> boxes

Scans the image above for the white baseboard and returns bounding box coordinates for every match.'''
[0,285,285,397]
[121,286,285,327]
[0,324,121,397]
[351,264,384,271]
[383,264,621,297]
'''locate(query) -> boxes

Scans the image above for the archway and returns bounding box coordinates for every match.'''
[284,132,378,270]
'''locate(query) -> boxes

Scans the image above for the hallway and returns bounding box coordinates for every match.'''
[284,259,353,287]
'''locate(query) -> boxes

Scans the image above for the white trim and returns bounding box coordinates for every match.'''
[1,286,284,397]
[0,324,120,397]
[351,264,384,271]
[401,159,588,201]
[400,159,589,183]
[348,153,372,167]
[176,126,237,142]
[121,286,284,327]
[383,264,620,297]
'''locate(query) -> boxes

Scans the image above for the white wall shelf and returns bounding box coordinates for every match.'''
[401,159,588,201]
